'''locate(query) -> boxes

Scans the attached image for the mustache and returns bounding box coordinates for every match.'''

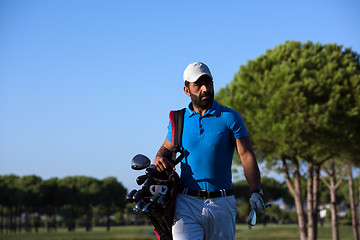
[199,92,211,98]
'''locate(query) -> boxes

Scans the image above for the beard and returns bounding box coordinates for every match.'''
[189,90,214,110]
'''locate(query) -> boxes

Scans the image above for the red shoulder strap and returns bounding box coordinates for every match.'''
[169,111,175,147]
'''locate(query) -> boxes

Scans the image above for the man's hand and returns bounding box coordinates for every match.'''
[249,193,266,214]
[154,156,174,172]
[153,139,174,172]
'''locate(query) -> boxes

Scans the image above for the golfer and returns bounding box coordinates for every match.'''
[154,62,265,240]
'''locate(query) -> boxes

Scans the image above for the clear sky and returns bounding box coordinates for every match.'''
[1,0,359,192]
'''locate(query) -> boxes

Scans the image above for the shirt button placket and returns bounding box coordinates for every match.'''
[199,117,204,135]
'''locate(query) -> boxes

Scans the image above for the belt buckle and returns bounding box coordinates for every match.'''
[198,190,208,199]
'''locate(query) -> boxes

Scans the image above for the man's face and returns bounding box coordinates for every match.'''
[185,75,214,109]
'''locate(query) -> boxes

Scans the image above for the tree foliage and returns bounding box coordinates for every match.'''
[0,175,127,232]
[216,41,360,164]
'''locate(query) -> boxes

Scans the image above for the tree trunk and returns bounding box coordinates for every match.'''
[17,209,22,233]
[307,163,320,240]
[307,162,315,240]
[283,158,307,240]
[24,208,30,232]
[34,213,39,233]
[106,206,111,232]
[0,206,3,233]
[13,208,17,233]
[329,160,339,240]
[54,210,58,232]
[67,205,75,232]
[86,204,92,232]
[348,166,359,240]
[329,185,339,240]
[10,208,15,233]
[321,159,349,240]
[313,164,320,238]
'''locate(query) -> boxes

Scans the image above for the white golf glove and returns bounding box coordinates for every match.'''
[249,192,266,214]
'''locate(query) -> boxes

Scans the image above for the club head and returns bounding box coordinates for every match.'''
[132,189,143,203]
[133,200,146,213]
[131,154,151,170]
[247,209,256,226]
[145,164,157,175]
[142,202,152,215]
[136,175,148,185]
[126,189,137,203]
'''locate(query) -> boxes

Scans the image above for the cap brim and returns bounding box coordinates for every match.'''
[185,73,213,83]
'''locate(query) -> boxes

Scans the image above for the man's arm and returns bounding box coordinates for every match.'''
[236,136,267,214]
[154,138,174,172]
[235,136,261,191]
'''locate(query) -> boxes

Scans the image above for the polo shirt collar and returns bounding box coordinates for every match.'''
[187,100,220,117]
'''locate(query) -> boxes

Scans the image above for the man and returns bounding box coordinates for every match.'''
[154,62,265,240]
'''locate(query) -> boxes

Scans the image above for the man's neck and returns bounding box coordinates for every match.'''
[190,101,214,116]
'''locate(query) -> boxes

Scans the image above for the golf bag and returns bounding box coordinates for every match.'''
[127,108,185,240]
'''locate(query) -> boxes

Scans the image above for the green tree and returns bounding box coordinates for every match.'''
[216,41,360,240]
[99,177,127,231]
[18,175,42,232]
[0,175,23,232]
[73,176,101,231]
[58,177,80,232]
[40,177,61,231]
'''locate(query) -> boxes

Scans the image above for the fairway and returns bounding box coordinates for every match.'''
[0,224,354,240]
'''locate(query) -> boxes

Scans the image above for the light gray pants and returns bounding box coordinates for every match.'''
[172,193,237,240]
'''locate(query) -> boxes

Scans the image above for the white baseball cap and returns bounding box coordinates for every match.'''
[183,62,213,83]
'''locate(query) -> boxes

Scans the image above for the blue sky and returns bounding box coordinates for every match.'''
[1,0,359,192]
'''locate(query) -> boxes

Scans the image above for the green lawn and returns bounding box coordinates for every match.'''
[0,224,354,240]
[235,224,354,239]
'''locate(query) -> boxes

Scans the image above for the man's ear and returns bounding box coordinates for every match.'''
[184,86,191,97]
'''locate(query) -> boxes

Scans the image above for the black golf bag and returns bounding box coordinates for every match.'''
[127,109,185,240]
[146,170,180,240]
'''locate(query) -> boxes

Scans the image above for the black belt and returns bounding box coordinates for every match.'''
[180,187,234,199]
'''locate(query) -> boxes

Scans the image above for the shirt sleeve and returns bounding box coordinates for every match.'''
[166,120,172,143]
[228,108,249,139]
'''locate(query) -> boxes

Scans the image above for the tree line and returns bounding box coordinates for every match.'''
[216,41,360,240]
[1,172,358,235]
[0,175,127,233]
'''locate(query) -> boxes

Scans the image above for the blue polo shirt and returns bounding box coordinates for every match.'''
[166,100,249,191]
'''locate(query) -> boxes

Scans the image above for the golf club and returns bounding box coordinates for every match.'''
[131,154,151,170]
[142,202,152,215]
[247,203,272,226]
[133,200,147,213]
[132,189,144,203]
[136,175,148,185]
[247,209,257,226]
[145,164,157,175]
[142,178,153,191]
[126,189,137,203]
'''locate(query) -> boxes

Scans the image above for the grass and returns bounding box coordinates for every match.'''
[235,224,354,239]
[0,224,355,240]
